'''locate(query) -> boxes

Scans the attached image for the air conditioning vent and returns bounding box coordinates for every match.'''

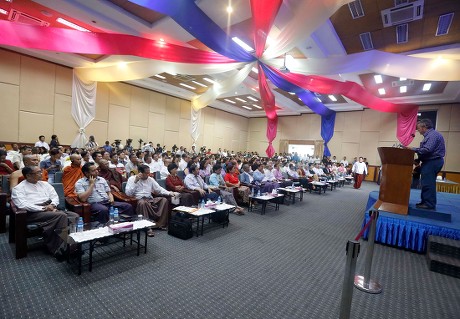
[394,0,408,6]
[396,23,408,44]
[381,0,424,27]
[391,79,414,87]
[348,0,364,19]
[360,32,374,51]
[436,13,454,36]
[8,9,50,26]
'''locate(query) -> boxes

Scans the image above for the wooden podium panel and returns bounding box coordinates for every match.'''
[374,147,414,215]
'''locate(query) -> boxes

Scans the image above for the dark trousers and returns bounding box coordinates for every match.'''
[90,201,134,224]
[354,173,364,189]
[420,158,444,208]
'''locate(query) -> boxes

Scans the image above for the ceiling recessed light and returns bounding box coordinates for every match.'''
[400,86,407,93]
[154,74,166,79]
[247,96,258,101]
[179,83,196,90]
[288,92,295,95]
[191,81,207,88]
[226,6,233,14]
[0,9,8,15]
[231,36,254,52]
[235,98,247,103]
[400,77,407,81]
[56,17,90,32]
[203,77,216,84]
[316,97,322,102]
[378,88,386,95]
[374,75,383,84]
[224,99,236,104]
[328,95,337,102]
[422,83,432,91]
[241,105,252,110]
[253,104,262,109]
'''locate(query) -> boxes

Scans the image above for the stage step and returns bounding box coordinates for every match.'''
[427,235,460,279]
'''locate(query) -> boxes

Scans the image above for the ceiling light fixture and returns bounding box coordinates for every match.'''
[241,105,252,110]
[224,99,236,104]
[422,83,431,91]
[288,92,295,95]
[203,77,216,84]
[399,77,407,81]
[400,86,407,93]
[378,88,386,95]
[247,96,258,101]
[191,80,207,88]
[253,104,262,109]
[226,6,233,14]
[328,95,337,102]
[0,9,7,15]
[231,36,254,52]
[316,97,322,102]
[56,17,90,32]
[374,74,383,84]
[235,98,247,103]
[251,67,258,74]
[180,83,196,90]
[154,74,166,79]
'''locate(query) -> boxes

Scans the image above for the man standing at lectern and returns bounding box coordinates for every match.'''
[404,119,445,210]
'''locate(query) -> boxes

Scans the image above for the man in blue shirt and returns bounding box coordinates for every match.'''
[405,119,445,210]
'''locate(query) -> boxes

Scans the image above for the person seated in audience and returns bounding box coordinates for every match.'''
[209,164,244,215]
[102,151,111,161]
[86,135,98,150]
[80,151,91,166]
[337,163,347,176]
[165,163,196,206]
[34,135,50,151]
[286,163,299,180]
[62,154,84,198]
[49,134,60,149]
[126,165,178,232]
[184,164,218,202]
[40,148,61,183]
[7,143,21,170]
[10,154,40,190]
[125,153,139,176]
[159,157,171,179]
[11,166,79,260]
[98,159,125,193]
[312,163,325,177]
[0,149,15,175]
[239,163,253,185]
[252,163,277,193]
[103,141,113,154]
[91,151,103,167]
[179,153,190,171]
[224,163,250,204]
[17,146,33,169]
[75,162,134,225]
[109,152,126,176]
[118,151,128,166]
[199,158,211,179]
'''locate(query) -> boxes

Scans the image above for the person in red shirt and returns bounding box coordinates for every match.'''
[0,150,15,175]
[165,163,197,206]
[224,164,250,204]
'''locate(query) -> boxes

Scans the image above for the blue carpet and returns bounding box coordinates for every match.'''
[362,190,460,252]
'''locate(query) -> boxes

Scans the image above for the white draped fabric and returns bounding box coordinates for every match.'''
[71,71,97,148]
[263,50,460,81]
[190,107,201,147]
[75,59,246,82]
[191,62,255,110]
[262,0,352,60]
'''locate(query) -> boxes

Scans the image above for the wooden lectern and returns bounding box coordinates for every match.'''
[374,147,415,215]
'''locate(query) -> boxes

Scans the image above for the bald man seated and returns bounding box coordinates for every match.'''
[9,154,40,191]
[62,153,84,198]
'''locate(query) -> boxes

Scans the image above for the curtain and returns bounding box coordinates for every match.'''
[71,71,97,148]
[190,107,201,147]
[321,113,336,156]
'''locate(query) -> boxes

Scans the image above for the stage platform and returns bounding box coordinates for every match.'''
[361,190,460,253]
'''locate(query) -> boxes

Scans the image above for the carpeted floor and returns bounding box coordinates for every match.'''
[1,182,459,319]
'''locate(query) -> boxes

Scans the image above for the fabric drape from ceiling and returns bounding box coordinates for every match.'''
[71,71,97,148]
[190,107,201,148]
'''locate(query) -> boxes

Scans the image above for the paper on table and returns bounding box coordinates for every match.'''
[173,206,198,213]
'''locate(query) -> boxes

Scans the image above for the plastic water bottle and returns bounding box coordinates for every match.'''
[137,214,143,221]
[252,188,255,196]
[77,217,84,233]
[257,189,261,197]
[109,206,115,224]
[217,196,222,204]
[292,182,295,188]
[114,208,119,223]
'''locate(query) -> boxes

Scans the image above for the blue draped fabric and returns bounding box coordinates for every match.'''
[321,112,336,156]
[129,0,256,62]
[260,63,336,155]
[361,191,460,253]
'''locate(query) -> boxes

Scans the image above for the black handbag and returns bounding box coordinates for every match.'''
[168,214,193,240]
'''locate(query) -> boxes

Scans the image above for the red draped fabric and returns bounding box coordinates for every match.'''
[258,64,278,157]
[0,21,234,64]
[266,66,418,145]
[250,0,282,57]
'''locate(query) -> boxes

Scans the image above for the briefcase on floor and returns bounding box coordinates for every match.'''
[168,215,193,240]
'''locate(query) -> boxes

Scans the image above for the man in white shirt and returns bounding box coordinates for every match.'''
[340,156,349,168]
[183,164,218,201]
[312,163,325,176]
[11,166,79,260]
[178,154,189,171]
[125,165,178,230]
[352,157,368,189]
[34,135,50,151]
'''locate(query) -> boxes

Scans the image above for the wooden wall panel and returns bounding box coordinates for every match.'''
[19,112,53,143]
[55,66,72,96]
[0,83,19,141]
[0,50,20,85]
